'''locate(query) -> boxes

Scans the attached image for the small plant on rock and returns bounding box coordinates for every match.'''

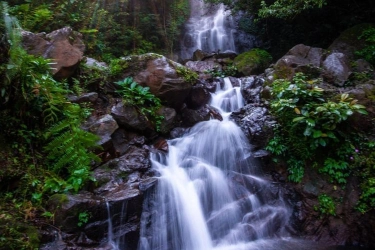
[315,194,336,216]
[115,77,164,131]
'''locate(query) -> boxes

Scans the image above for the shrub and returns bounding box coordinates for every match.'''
[115,77,164,131]
[268,73,367,182]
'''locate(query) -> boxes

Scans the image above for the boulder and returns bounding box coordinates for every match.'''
[240,76,264,104]
[328,23,375,60]
[234,48,272,76]
[115,53,193,109]
[322,52,351,86]
[180,104,223,127]
[231,104,276,149]
[111,101,150,131]
[83,114,119,150]
[85,57,108,69]
[157,106,177,134]
[185,83,212,109]
[21,27,85,80]
[273,44,324,80]
[95,146,151,181]
[111,129,146,157]
[185,60,222,78]
[181,105,211,127]
[192,49,209,61]
[67,92,98,104]
[48,193,103,233]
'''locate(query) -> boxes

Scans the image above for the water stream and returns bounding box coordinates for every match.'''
[179,0,237,60]
[137,78,293,250]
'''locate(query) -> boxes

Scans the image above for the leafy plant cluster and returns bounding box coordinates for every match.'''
[176,66,198,84]
[115,77,164,131]
[266,72,375,213]
[351,141,375,213]
[355,27,375,66]
[266,73,367,182]
[315,193,336,216]
[1,5,100,248]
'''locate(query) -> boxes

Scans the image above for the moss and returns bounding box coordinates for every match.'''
[364,84,375,101]
[234,48,272,76]
[176,66,198,85]
[109,58,130,77]
[48,194,69,208]
[273,63,293,80]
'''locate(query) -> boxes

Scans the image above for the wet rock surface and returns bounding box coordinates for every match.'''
[21,27,85,80]
[115,53,193,109]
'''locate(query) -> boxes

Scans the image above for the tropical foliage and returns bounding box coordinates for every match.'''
[115,77,164,131]
[6,0,191,60]
[266,72,374,213]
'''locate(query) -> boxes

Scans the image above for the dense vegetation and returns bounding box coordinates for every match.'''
[6,0,190,61]
[1,0,375,248]
[266,73,375,214]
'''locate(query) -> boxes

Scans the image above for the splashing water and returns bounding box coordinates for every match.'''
[179,0,237,60]
[138,78,292,250]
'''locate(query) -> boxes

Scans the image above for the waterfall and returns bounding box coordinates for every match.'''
[179,0,237,60]
[138,78,293,250]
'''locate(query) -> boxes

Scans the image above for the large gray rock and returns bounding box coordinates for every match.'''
[111,129,146,157]
[67,92,99,104]
[116,53,193,109]
[231,105,276,148]
[322,52,351,86]
[240,76,264,104]
[185,60,222,74]
[273,44,324,80]
[21,27,85,80]
[83,114,119,150]
[157,106,177,134]
[111,102,149,131]
[181,105,222,127]
[185,83,211,109]
[328,23,375,60]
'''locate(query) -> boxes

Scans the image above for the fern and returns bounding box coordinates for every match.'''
[44,104,101,192]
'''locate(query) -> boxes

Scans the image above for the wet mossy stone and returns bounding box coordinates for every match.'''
[329,23,375,60]
[234,48,272,76]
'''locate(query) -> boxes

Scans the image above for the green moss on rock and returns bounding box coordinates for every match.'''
[176,66,198,85]
[234,48,272,76]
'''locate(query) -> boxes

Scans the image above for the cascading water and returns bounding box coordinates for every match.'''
[179,0,237,60]
[137,78,294,250]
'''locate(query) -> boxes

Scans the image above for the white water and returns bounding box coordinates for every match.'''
[179,0,237,60]
[138,78,291,250]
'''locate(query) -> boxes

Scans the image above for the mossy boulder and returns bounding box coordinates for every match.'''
[233,48,272,76]
[328,23,375,60]
[112,53,193,109]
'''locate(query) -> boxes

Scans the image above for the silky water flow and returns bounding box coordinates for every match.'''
[137,78,294,250]
[179,0,237,60]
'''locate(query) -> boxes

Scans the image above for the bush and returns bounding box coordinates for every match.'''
[267,73,367,182]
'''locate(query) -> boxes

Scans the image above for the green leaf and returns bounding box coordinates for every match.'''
[130,82,137,89]
[356,109,368,115]
[319,138,327,146]
[313,130,322,138]
[306,118,316,127]
[292,116,305,122]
